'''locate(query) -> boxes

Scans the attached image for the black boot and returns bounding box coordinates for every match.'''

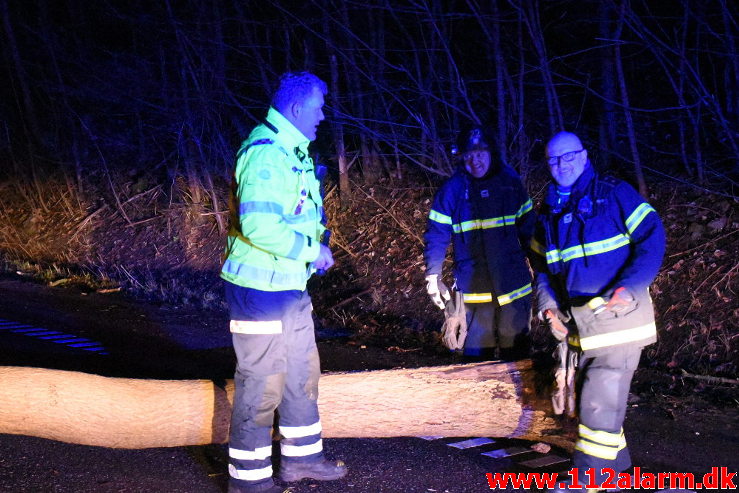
[279,458,347,482]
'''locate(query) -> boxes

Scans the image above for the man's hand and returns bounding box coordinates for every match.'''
[544,308,568,341]
[605,287,634,313]
[313,244,334,271]
[425,274,451,309]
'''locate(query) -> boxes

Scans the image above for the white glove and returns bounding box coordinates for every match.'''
[425,274,451,310]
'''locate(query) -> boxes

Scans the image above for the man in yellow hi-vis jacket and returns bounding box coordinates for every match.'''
[531,131,665,493]
[221,71,346,493]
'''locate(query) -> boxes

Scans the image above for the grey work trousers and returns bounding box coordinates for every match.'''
[572,345,642,483]
[225,285,322,491]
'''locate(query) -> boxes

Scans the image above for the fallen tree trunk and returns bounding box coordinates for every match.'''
[0,360,569,450]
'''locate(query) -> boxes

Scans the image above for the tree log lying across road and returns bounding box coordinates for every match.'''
[0,360,571,450]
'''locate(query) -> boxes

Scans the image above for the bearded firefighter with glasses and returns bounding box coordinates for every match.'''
[531,131,665,493]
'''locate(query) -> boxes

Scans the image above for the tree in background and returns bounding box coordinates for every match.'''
[0,0,736,197]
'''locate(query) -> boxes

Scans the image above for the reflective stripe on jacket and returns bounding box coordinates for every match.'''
[221,107,324,291]
[531,166,665,357]
[424,166,535,305]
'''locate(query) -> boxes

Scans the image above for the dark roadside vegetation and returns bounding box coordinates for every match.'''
[0,0,736,402]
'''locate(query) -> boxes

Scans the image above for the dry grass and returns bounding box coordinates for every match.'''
[0,169,736,376]
[0,180,93,265]
[647,188,739,376]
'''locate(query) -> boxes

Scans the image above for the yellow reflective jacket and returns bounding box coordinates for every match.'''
[220,107,325,291]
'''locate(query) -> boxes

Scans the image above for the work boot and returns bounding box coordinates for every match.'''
[279,458,348,482]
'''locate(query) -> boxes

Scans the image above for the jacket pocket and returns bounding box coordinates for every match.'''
[572,297,639,337]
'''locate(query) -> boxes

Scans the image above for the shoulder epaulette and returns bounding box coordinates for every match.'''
[595,175,620,198]
[599,175,621,186]
[235,138,275,161]
[250,138,274,147]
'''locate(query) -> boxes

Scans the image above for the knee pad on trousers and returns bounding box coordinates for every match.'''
[254,372,286,427]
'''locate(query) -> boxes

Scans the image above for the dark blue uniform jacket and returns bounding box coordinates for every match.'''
[424,166,535,307]
[531,165,666,357]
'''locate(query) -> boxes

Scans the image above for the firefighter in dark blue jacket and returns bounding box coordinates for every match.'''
[531,131,665,492]
[424,128,535,360]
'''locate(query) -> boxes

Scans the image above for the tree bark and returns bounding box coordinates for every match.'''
[614,0,648,197]
[340,1,380,184]
[328,53,351,206]
[0,361,570,450]
[518,0,563,134]
[0,0,43,148]
[514,7,530,179]
[468,0,509,165]
[491,0,508,166]
[720,0,739,129]
[598,1,618,172]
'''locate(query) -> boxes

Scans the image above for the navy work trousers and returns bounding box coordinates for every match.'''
[224,283,323,492]
[463,297,531,357]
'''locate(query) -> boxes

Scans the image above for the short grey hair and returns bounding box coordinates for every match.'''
[271,71,328,112]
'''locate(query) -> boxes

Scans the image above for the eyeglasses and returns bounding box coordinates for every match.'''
[547,149,584,166]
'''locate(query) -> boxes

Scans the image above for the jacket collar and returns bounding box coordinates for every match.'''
[264,107,310,155]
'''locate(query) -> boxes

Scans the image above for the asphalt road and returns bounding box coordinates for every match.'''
[0,276,736,493]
